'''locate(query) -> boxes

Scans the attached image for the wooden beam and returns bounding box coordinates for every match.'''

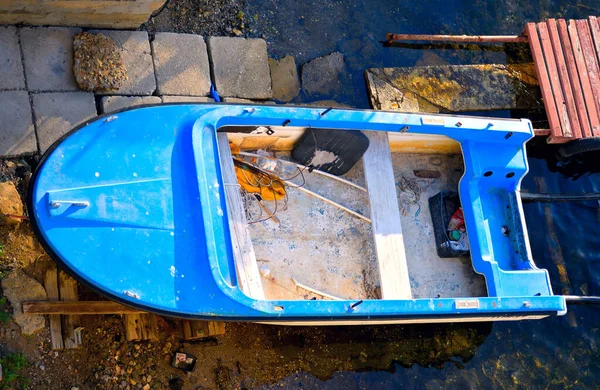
[362,131,412,299]
[217,133,265,299]
[182,320,226,340]
[576,20,600,135]
[23,301,146,315]
[43,268,63,350]
[385,33,527,43]
[58,271,81,348]
[124,313,158,341]
[526,23,564,141]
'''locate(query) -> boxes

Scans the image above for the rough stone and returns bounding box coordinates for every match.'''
[0,26,25,90]
[1,270,47,334]
[32,92,97,153]
[20,27,81,92]
[90,30,156,95]
[73,32,128,92]
[0,91,37,156]
[151,33,211,96]
[0,182,24,225]
[101,96,162,114]
[301,52,346,97]
[207,37,272,99]
[365,64,542,113]
[161,96,214,103]
[268,56,300,102]
[222,98,275,104]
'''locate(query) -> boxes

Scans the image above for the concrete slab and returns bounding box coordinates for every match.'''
[90,30,156,95]
[207,37,272,99]
[269,56,300,102]
[151,33,211,96]
[21,27,81,92]
[32,92,96,153]
[101,96,161,113]
[0,91,36,156]
[301,52,346,97]
[161,96,214,103]
[0,26,25,90]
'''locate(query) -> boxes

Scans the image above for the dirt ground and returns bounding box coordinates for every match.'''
[0,159,492,389]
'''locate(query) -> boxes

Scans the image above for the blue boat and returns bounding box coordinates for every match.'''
[28,104,567,324]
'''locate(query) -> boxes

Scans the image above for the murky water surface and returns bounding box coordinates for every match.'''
[241,0,600,387]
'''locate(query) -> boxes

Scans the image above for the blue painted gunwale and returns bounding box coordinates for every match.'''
[28,104,567,322]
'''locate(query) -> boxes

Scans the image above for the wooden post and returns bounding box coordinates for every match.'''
[182,320,225,340]
[44,268,63,350]
[58,271,82,349]
[124,313,158,341]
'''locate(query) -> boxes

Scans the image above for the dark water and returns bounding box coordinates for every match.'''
[242,0,600,388]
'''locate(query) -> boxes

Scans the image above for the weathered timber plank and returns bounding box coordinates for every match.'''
[217,133,264,299]
[58,271,81,348]
[43,268,63,350]
[576,20,600,136]
[362,131,412,299]
[124,313,158,341]
[365,64,542,113]
[538,22,573,139]
[589,17,600,65]
[566,20,600,136]
[525,23,564,141]
[23,301,146,315]
[182,320,226,340]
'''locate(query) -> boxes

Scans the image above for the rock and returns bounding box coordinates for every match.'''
[161,96,214,103]
[73,32,128,92]
[0,182,23,225]
[301,52,346,97]
[1,270,47,334]
[268,56,300,102]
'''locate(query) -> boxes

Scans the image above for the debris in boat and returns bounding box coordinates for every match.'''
[258,265,271,278]
[429,191,470,258]
[291,277,343,300]
[72,32,127,92]
[413,169,442,178]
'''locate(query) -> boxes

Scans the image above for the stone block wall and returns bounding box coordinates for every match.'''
[0,0,165,29]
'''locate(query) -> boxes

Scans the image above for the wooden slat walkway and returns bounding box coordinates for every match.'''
[526,17,600,143]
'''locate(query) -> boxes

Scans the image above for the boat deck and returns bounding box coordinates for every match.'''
[245,151,487,300]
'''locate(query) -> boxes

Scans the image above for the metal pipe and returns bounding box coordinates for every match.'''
[238,151,367,193]
[386,33,528,44]
[564,295,600,304]
[520,192,600,203]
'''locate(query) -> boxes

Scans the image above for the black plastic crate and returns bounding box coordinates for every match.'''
[428,191,470,258]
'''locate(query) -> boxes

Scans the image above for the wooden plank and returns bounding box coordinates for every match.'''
[58,271,81,349]
[568,20,600,136]
[217,133,265,299]
[525,23,564,141]
[124,313,158,341]
[182,320,226,340]
[23,301,146,314]
[589,16,600,64]
[43,268,63,350]
[548,19,584,138]
[362,131,412,299]
[576,19,600,136]
[537,22,573,138]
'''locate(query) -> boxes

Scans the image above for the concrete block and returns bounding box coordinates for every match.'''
[32,92,96,153]
[101,96,162,113]
[152,33,211,96]
[207,37,272,100]
[222,98,275,104]
[269,56,300,102]
[21,27,81,92]
[301,52,346,97]
[91,30,156,95]
[0,91,36,156]
[0,26,25,90]
[161,96,214,103]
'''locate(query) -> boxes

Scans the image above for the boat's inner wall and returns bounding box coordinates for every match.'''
[238,146,487,300]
